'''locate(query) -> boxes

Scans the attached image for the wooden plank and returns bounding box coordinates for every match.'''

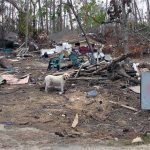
[109,100,138,112]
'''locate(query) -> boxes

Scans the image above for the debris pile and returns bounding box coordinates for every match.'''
[1,31,150,143]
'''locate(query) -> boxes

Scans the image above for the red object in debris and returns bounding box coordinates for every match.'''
[79,46,91,54]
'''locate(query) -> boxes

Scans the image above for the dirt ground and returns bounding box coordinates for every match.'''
[1,55,150,149]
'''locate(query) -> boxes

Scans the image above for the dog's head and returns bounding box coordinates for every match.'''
[63,73,70,80]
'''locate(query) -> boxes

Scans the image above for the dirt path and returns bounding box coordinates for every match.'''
[0,125,150,150]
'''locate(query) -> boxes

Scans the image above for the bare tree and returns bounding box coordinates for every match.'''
[45,0,49,34]
[121,0,129,54]
[52,0,56,32]
[67,0,73,30]
[38,0,44,30]
[146,0,150,26]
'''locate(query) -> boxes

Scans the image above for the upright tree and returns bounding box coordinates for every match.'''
[146,0,150,26]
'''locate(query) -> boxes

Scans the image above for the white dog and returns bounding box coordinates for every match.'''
[44,73,70,94]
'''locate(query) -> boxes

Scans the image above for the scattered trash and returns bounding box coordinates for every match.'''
[0,124,5,131]
[129,86,140,94]
[93,86,100,90]
[109,101,138,112]
[132,137,143,144]
[0,76,6,85]
[3,122,14,129]
[104,54,112,61]
[55,130,81,138]
[71,113,79,128]
[114,137,119,141]
[0,28,149,144]
[41,42,72,56]
[55,131,65,137]
[87,89,98,98]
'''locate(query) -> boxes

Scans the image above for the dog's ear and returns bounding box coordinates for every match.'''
[63,74,67,80]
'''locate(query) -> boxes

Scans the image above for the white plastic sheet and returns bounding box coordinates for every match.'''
[40,42,72,56]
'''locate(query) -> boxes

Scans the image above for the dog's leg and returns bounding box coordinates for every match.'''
[59,82,64,94]
[45,81,50,93]
[45,84,48,92]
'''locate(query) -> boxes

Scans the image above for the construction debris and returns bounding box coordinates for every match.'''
[0,30,150,145]
[129,86,140,94]
[109,101,138,112]
[71,113,79,128]
[132,137,143,144]
[86,89,98,98]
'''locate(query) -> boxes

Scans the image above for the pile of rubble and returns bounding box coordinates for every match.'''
[1,32,150,144]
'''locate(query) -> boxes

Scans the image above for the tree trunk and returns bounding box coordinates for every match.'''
[52,0,56,33]
[38,0,44,30]
[134,1,142,23]
[45,0,49,34]
[64,9,66,29]
[25,0,29,48]
[56,0,62,32]
[68,0,92,52]
[146,0,150,26]
[49,3,52,33]
[33,3,36,36]
[133,0,138,28]
[67,6,73,30]
[121,0,128,54]
[1,0,5,48]
[5,0,21,11]
[60,0,63,31]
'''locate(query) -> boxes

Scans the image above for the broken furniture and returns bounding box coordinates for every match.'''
[47,53,64,71]
[79,46,91,54]
[69,51,84,68]
[0,48,13,57]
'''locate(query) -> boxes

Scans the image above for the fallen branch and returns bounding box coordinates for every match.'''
[109,100,138,112]
[68,77,107,80]
[75,63,84,78]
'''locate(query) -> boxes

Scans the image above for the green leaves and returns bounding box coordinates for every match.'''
[79,1,106,30]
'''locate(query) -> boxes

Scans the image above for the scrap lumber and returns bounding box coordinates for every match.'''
[17,47,29,57]
[93,53,133,75]
[109,100,138,112]
[71,113,79,128]
[75,63,84,78]
[68,77,107,80]
[16,42,25,52]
